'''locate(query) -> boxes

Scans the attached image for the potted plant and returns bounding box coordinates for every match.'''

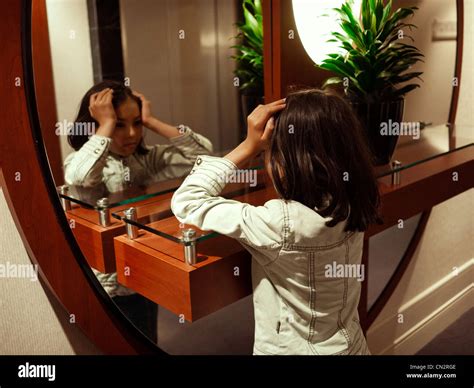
[319,0,424,165]
[231,0,264,140]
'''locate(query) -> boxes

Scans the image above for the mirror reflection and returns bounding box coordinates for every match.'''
[38,0,258,351]
[63,80,213,192]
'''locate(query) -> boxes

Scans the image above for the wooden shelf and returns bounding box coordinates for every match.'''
[114,232,252,322]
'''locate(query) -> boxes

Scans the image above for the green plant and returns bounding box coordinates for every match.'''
[231,0,264,94]
[320,0,424,102]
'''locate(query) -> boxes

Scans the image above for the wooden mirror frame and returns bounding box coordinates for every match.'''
[0,0,465,354]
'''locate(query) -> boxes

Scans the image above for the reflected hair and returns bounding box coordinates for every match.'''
[269,88,381,232]
[68,80,149,154]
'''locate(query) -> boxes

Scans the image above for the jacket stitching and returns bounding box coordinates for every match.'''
[282,201,290,246]
[199,158,236,170]
[337,238,352,348]
[235,201,286,262]
[187,172,221,193]
[306,252,320,355]
[283,231,355,251]
[236,237,280,251]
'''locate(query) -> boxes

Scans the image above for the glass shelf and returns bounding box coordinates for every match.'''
[57,125,473,210]
[63,125,472,228]
[375,124,473,177]
[57,176,185,210]
[112,177,274,246]
[112,124,472,248]
[57,151,264,210]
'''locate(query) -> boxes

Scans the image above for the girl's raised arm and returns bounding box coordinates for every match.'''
[171,154,284,266]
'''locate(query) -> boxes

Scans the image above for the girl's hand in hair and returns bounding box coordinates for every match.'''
[133,91,184,139]
[245,99,286,154]
[225,99,286,168]
[89,88,116,137]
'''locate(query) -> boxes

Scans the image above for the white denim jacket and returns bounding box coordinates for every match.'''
[64,126,213,298]
[171,155,370,355]
[64,126,213,192]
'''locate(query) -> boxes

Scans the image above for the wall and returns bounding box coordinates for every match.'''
[367,191,473,354]
[45,0,95,163]
[119,0,240,152]
[0,187,100,355]
[395,0,457,126]
[3,1,97,351]
[455,0,474,133]
[46,0,241,164]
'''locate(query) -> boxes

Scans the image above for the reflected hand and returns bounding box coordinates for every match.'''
[133,91,182,139]
[89,88,116,128]
[132,91,155,128]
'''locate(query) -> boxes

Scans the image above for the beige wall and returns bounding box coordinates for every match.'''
[367,191,473,354]
[456,0,474,131]
[46,0,241,166]
[0,187,100,355]
[394,0,457,126]
[45,0,95,164]
[120,0,240,153]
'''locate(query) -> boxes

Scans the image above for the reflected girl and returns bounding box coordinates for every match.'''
[64,80,213,342]
[64,80,213,192]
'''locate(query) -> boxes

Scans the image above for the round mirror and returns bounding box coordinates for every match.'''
[31,0,265,354]
[29,0,461,354]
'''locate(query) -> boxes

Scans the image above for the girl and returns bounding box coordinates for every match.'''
[171,89,380,355]
[65,80,213,192]
[64,80,213,343]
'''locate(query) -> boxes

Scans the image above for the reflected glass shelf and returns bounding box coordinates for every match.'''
[57,176,185,210]
[112,180,274,245]
[57,152,264,210]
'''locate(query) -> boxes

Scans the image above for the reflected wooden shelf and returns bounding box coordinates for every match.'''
[64,193,174,273]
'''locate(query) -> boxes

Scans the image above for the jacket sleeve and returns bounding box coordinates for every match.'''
[145,126,214,181]
[171,155,284,264]
[64,135,112,187]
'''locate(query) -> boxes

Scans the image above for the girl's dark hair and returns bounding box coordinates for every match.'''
[269,88,381,232]
[68,80,149,154]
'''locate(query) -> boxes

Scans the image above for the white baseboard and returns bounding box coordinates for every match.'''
[367,258,473,355]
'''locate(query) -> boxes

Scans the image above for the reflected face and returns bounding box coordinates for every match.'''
[110,97,143,157]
